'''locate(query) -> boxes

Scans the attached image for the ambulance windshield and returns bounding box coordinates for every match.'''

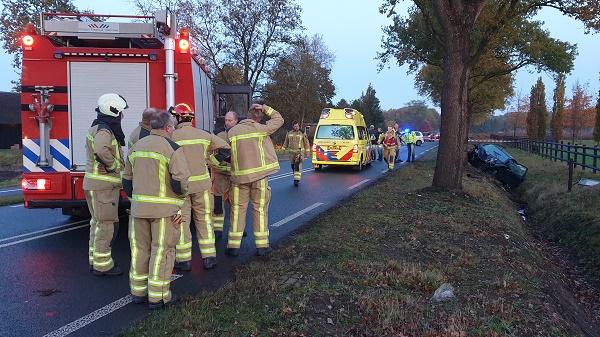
[316,125,354,140]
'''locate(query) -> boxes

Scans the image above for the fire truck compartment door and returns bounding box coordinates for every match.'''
[69,62,149,169]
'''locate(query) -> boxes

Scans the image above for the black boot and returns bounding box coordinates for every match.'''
[294,180,299,187]
[93,265,123,277]
[148,293,179,310]
[256,247,273,256]
[174,261,192,271]
[203,257,217,270]
[214,230,223,240]
[132,295,147,304]
[226,248,240,256]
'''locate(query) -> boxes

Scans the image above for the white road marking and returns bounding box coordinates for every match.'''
[0,224,90,249]
[42,274,183,337]
[9,203,23,208]
[0,188,21,194]
[270,202,324,228]
[270,168,312,181]
[347,179,371,190]
[0,219,89,244]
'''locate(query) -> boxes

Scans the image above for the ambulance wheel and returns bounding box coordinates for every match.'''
[416,140,423,146]
[353,157,363,171]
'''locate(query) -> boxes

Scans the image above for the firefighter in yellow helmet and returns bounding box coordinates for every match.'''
[210,111,238,238]
[122,110,190,309]
[170,103,230,271]
[83,93,128,276]
[226,102,284,256]
[282,120,310,186]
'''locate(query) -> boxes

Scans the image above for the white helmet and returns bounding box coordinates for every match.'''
[96,93,128,117]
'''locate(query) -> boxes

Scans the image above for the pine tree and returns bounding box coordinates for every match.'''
[536,79,548,140]
[356,84,384,128]
[594,90,600,146]
[551,74,566,141]
[527,84,538,140]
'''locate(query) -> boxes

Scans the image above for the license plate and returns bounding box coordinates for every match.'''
[328,146,341,150]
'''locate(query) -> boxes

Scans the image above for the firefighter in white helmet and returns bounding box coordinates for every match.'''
[171,103,231,270]
[83,93,128,276]
[122,110,190,309]
[226,102,284,257]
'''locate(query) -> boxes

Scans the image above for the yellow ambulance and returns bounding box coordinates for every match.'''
[311,108,373,171]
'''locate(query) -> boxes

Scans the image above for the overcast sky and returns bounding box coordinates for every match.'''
[0,0,598,111]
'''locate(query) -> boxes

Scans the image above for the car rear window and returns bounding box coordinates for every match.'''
[482,144,512,163]
[316,125,355,140]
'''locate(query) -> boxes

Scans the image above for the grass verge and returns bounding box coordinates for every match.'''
[121,151,597,337]
[0,149,22,168]
[0,195,23,206]
[509,149,600,279]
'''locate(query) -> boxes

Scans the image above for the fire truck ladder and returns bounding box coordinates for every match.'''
[40,13,157,40]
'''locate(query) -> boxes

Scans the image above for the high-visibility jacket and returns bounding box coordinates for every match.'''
[122,129,191,218]
[83,124,124,191]
[282,130,310,155]
[403,132,417,144]
[227,106,284,184]
[172,122,230,194]
[128,122,151,148]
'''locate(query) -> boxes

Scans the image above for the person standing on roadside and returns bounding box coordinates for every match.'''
[225,102,284,257]
[210,111,238,238]
[122,111,190,309]
[83,93,128,276]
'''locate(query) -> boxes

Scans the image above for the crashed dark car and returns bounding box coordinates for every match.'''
[468,143,527,187]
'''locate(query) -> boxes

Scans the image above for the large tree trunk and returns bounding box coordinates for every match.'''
[432,32,471,190]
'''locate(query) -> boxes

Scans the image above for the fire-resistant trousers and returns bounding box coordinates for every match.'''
[212,195,225,233]
[407,143,415,162]
[384,147,397,170]
[85,188,120,272]
[212,173,231,233]
[227,178,271,249]
[128,215,180,304]
[176,190,215,262]
[289,152,303,181]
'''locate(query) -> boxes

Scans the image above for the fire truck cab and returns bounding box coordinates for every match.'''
[20,11,247,216]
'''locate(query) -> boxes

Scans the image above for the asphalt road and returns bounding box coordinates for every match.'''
[0,186,22,199]
[0,142,437,337]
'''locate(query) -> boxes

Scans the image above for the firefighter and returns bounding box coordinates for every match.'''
[226,102,284,257]
[380,124,400,172]
[171,103,230,271]
[122,110,190,309]
[128,108,157,148]
[282,120,310,186]
[403,130,417,162]
[211,111,238,238]
[83,93,128,276]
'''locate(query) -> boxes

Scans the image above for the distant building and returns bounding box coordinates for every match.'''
[0,92,21,149]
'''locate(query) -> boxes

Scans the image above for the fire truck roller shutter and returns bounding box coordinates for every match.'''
[191,61,214,133]
[69,62,149,169]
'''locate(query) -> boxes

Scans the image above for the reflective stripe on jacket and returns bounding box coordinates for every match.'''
[128,123,151,148]
[83,125,124,191]
[283,130,310,155]
[227,106,284,184]
[172,122,230,194]
[123,130,191,218]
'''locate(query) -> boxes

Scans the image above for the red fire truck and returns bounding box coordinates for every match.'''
[19,11,249,216]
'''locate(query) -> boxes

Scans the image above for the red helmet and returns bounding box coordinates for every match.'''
[171,103,194,118]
